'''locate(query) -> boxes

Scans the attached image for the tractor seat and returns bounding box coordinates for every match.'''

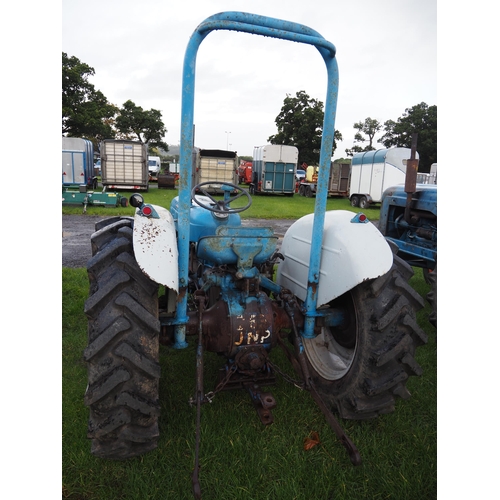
[196,226,278,269]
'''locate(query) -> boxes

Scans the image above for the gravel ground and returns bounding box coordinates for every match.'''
[62,215,296,268]
[62,214,379,268]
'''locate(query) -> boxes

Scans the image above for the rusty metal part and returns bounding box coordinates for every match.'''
[187,292,294,357]
[235,346,269,375]
[284,298,362,466]
[183,287,303,340]
[404,133,419,223]
[214,362,276,392]
[243,382,277,425]
[191,292,206,500]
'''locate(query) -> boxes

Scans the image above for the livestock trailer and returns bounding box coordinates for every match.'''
[349,148,418,208]
[100,139,149,191]
[192,148,238,194]
[251,144,298,195]
[62,137,97,189]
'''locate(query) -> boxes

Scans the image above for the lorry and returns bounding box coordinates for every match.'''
[349,147,418,208]
[62,137,128,210]
[83,13,427,497]
[148,156,162,181]
[238,160,253,184]
[250,144,298,195]
[191,148,238,194]
[100,139,149,191]
[378,137,437,327]
[298,161,350,198]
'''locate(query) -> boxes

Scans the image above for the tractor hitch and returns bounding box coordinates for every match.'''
[243,382,277,425]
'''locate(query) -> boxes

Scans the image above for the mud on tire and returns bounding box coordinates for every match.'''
[426,264,437,328]
[84,217,161,459]
[303,250,428,420]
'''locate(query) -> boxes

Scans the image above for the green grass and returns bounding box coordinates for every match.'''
[62,184,381,221]
[62,266,436,500]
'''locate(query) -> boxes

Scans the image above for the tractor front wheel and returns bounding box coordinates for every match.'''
[302,251,427,419]
[84,217,161,459]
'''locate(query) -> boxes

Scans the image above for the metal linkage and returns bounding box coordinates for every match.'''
[282,295,362,466]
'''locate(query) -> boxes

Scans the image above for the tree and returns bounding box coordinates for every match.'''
[62,52,117,145]
[268,90,342,165]
[115,100,169,151]
[381,102,437,172]
[345,117,382,156]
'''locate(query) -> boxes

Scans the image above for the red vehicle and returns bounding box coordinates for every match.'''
[238,160,252,184]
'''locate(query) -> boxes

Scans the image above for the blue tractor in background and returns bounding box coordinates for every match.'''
[378,135,437,327]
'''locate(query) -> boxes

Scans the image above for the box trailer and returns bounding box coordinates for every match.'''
[100,139,149,191]
[298,162,350,198]
[62,137,97,189]
[349,147,418,208]
[192,148,238,194]
[251,144,298,195]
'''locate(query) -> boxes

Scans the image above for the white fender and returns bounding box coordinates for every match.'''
[276,210,393,307]
[133,204,178,292]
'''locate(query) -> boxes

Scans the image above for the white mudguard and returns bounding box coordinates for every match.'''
[276,210,393,307]
[132,204,179,292]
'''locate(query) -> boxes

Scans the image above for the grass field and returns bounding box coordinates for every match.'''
[62,183,382,221]
[62,254,437,500]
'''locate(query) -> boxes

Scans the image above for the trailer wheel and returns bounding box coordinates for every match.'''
[359,196,369,209]
[298,185,305,196]
[302,251,427,419]
[84,217,161,459]
[305,185,313,198]
[350,195,359,207]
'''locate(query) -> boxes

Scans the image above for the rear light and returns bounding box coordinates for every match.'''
[351,213,369,224]
[142,205,153,216]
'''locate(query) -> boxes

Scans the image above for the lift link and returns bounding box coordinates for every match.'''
[191,291,206,500]
[283,295,362,466]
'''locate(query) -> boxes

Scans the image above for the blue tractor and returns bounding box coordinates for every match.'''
[378,138,437,327]
[83,12,427,496]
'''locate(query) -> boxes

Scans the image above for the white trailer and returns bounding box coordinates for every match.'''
[349,147,418,208]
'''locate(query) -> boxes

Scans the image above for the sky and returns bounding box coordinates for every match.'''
[62,0,437,159]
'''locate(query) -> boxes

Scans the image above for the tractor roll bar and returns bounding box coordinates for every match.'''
[174,11,339,347]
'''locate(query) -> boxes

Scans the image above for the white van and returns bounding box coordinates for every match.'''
[148,156,161,175]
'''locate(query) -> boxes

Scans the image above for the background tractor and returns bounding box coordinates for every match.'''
[378,135,437,327]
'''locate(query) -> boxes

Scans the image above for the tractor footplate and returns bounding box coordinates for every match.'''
[243,383,277,425]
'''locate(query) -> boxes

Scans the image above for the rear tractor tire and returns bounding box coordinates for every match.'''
[302,249,428,419]
[83,217,161,459]
[426,264,437,328]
